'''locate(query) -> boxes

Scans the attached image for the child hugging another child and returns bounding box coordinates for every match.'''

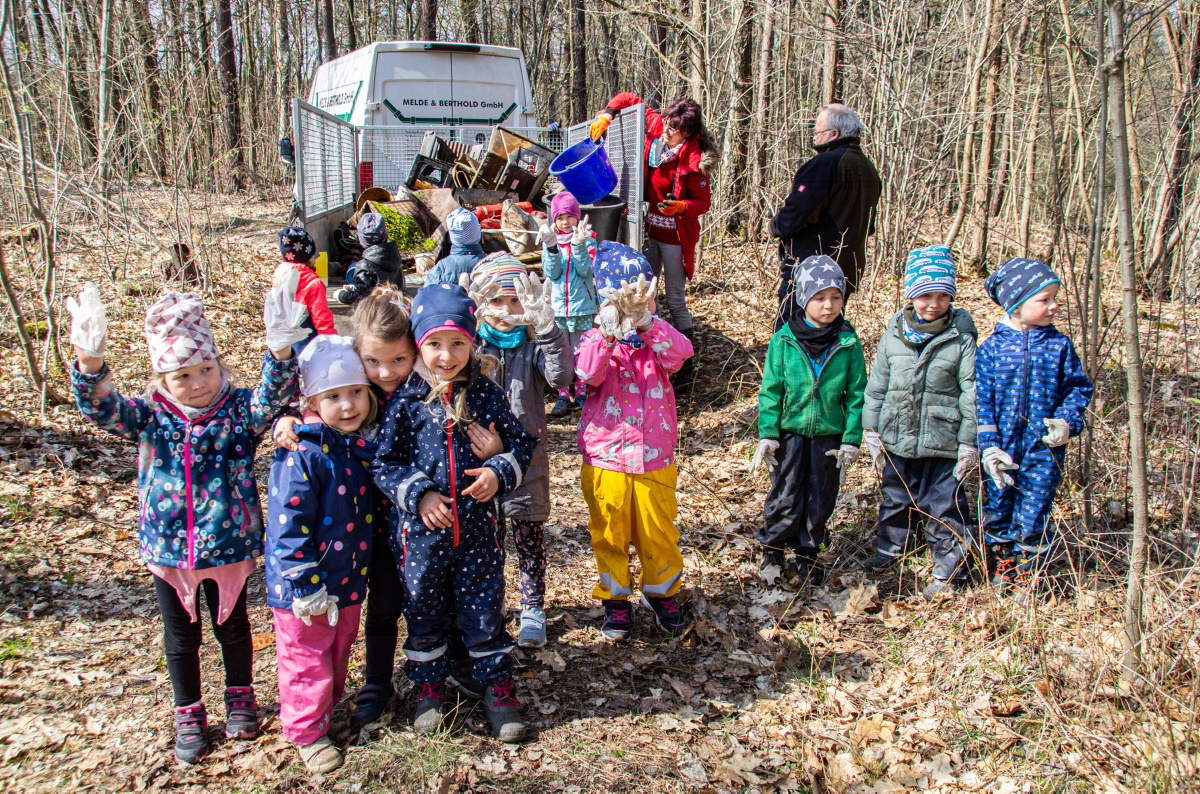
[861,246,979,599]
[540,191,599,417]
[267,335,380,773]
[67,280,306,765]
[574,242,694,641]
[752,255,867,587]
[977,258,1092,601]
[372,283,537,742]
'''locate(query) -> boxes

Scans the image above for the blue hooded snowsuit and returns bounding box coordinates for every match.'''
[371,364,537,684]
[976,319,1092,567]
[424,242,485,287]
[266,422,380,610]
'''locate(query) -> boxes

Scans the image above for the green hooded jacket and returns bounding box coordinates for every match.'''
[758,321,867,444]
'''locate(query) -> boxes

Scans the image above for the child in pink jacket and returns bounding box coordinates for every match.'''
[575,242,693,642]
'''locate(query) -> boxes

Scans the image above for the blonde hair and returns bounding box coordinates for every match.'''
[421,346,497,427]
[352,286,413,349]
[305,386,379,431]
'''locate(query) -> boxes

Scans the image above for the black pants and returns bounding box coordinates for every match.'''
[758,433,842,561]
[362,532,405,688]
[875,454,975,581]
[153,574,253,708]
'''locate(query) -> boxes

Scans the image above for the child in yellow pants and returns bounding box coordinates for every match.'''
[574,242,695,640]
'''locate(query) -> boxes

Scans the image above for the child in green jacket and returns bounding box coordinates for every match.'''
[752,255,867,586]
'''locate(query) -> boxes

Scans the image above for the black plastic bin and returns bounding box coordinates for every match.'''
[578,194,627,244]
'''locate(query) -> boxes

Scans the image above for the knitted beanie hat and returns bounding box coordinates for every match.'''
[357,213,389,247]
[297,334,369,398]
[278,226,317,263]
[792,254,846,309]
[985,257,1061,313]
[144,292,219,373]
[550,191,582,222]
[471,252,527,297]
[904,245,957,300]
[412,283,477,345]
[593,241,652,295]
[446,208,482,245]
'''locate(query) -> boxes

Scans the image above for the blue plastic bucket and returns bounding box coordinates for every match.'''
[549,139,618,205]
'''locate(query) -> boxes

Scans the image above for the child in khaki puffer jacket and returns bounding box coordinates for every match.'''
[861,245,978,599]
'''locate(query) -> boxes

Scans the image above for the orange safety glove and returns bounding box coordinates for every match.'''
[658,200,686,216]
[589,113,613,140]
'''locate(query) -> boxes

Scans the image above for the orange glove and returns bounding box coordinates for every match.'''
[589,113,613,140]
[658,200,686,216]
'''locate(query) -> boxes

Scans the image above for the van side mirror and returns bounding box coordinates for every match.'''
[279,137,295,165]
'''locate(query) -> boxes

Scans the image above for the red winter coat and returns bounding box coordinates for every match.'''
[604,93,717,279]
[285,262,337,336]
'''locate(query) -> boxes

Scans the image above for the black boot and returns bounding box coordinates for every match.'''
[672,328,696,389]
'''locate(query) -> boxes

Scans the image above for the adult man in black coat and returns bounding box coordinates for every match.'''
[769,104,882,330]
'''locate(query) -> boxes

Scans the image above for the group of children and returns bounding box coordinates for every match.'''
[67,216,694,772]
[755,246,1093,602]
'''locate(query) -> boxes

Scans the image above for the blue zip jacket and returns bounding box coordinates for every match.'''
[542,237,599,318]
[371,364,537,547]
[71,353,299,570]
[425,242,485,287]
[266,422,379,609]
[976,320,1093,455]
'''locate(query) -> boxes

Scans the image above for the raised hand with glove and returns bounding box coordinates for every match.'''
[614,274,657,332]
[953,444,980,481]
[750,438,780,473]
[982,446,1019,489]
[571,214,594,248]
[290,586,339,627]
[67,282,108,371]
[458,271,506,318]
[263,267,308,357]
[589,110,614,140]
[536,223,558,248]
[510,273,557,335]
[1041,418,1070,447]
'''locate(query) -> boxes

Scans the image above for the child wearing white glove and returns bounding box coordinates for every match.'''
[266,335,381,773]
[467,253,573,650]
[860,246,979,599]
[755,255,866,588]
[68,288,298,767]
[541,191,598,417]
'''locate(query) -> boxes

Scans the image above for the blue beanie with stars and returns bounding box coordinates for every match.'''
[593,241,653,295]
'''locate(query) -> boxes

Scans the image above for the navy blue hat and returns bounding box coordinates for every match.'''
[279,226,316,263]
[594,241,653,295]
[985,257,1061,313]
[357,212,389,246]
[412,282,477,345]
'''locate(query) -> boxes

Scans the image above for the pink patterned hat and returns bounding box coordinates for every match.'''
[144,292,219,373]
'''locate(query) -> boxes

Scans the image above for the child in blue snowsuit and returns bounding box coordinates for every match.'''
[267,334,380,773]
[424,208,485,286]
[976,258,1093,594]
[371,283,537,743]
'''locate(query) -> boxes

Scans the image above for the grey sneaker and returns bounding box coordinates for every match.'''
[413,681,446,734]
[517,607,547,648]
[921,578,964,601]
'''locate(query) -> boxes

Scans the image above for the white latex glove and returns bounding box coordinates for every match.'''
[750,438,780,473]
[862,430,884,473]
[982,446,1019,489]
[595,303,623,340]
[537,223,557,247]
[571,214,593,247]
[1041,418,1070,447]
[512,273,557,335]
[66,282,108,357]
[953,443,980,481]
[459,271,506,318]
[291,586,339,627]
[263,268,310,350]
[827,444,861,485]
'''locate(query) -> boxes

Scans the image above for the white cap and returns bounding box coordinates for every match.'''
[297,335,369,397]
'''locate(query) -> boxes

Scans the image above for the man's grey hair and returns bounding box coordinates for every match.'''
[818,104,865,138]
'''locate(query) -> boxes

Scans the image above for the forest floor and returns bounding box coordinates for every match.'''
[0,190,1197,793]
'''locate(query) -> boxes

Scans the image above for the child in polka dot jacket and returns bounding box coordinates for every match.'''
[266,335,381,774]
[66,281,306,766]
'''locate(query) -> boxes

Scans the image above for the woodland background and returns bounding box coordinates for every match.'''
[0,0,1199,791]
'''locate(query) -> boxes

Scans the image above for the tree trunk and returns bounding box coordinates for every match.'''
[748,5,774,240]
[95,0,113,191]
[821,0,841,104]
[322,0,336,59]
[944,0,994,248]
[689,0,705,103]
[1106,0,1151,687]
[419,0,437,40]
[462,0,481,42]
[216,0,245,192]
[570,0,586,123]
[646,5,665,108]
[130,0,165,180]
[276,0,291,132]
[968,0,1005,273]
[347,0,358,50]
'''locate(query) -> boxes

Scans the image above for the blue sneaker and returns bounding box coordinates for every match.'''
[549,395,572,418]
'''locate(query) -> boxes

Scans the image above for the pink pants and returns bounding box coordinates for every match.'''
[272,605,362,745]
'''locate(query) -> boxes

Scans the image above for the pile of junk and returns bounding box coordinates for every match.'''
[326,125,629,289]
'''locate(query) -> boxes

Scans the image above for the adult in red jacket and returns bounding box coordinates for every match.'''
[590,94,717,384]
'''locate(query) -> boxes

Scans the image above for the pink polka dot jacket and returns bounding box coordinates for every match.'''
[265,422,380,609]
[70,352,299,570]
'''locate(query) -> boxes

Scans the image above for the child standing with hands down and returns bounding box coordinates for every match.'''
[67,278,306,764]
[861,246,979,599]
[267,335,380,773]
[274,227,337,353]
[464,253,573,647]
[976,258,1092,599]
[752,255,867,586]
[372,283,537,742]
[575,242,694,641]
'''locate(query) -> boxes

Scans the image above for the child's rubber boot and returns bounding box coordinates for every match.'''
[573,391,587,411]
[517,607,547,648]
[483,677,526,743]
[760,547,785,584]
[413,681,447,734]
[173,702,209,765]
[793,558,827,588]
[223,686,259,740]
[350,682,395,731]
[298,735,343,773]
[640,593,688,635]
[600,599,631,642]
